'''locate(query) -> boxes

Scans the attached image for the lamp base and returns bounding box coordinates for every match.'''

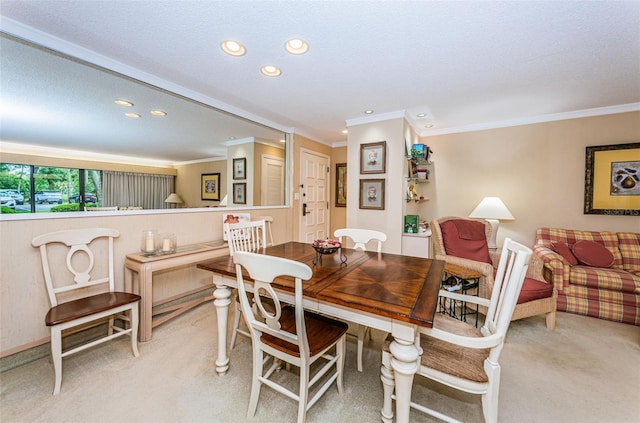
[485,219,499,251]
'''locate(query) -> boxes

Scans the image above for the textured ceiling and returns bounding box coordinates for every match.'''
[1,1,639,163]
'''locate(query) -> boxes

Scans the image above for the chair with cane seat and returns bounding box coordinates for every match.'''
[381,238,533,423]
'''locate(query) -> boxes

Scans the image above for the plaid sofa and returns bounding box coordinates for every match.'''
[534,228,639,325]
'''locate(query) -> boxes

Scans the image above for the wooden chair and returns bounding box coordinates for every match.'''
[31,228,140,395]
[430,216,557,330]
[333,228,387,372]
[225,219,268,349]
[381,238,533,423]
[233,251,348,423]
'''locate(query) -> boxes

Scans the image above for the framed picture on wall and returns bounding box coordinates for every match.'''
[359,178,385,210]
[233,157,246,180]
[360,141,386,174]
[201,173,221,201]
[584,142,640,216]
[335,163,347,207]
[233,182,246,204]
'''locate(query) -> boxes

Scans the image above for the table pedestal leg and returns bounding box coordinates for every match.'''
[388,337,420,423]
[213,277,232,375]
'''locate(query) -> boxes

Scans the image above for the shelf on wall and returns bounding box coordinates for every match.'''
[405,198,429,203]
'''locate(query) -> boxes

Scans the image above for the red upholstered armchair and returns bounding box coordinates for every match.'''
[430,216,557,329]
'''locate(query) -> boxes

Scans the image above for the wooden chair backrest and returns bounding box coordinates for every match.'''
[224,220,267,256]
[334,228,387,252]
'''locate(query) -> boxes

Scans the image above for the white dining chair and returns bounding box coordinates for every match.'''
[255,215,275,246]
[225,219,268,349]
[381,238,532,423]
[233,251,348,423]
[31,228,140,395]
[333,228,387,372]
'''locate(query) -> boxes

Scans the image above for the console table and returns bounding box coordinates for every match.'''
[124,241,228,342]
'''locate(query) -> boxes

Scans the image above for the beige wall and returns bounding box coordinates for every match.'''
[346,117,406,253]
[421,111,640,247]
[174,159,226,207]
[0,207,292,356]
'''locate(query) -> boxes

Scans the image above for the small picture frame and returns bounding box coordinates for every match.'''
[233,157,246,180]
[201,173,221,201]
[335,163,347,207]
[233,182,246,204]
[360,141,386,174]
[359,179,385,210]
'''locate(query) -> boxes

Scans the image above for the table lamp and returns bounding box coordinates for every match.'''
[164,193,183,208]
[468,197,514,249]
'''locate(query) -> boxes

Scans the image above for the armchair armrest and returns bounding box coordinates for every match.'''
[532,245,569,291]
[435,253,495,299]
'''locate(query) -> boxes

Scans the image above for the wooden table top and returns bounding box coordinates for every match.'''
[197,242,445,328]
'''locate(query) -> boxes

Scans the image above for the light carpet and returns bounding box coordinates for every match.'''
[1,302,638,423]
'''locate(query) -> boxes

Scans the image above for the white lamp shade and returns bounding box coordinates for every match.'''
[469,197,514,220]
[164,193,183,204]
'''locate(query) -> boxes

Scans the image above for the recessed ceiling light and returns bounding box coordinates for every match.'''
[221,40,246,56]
[114,99,133,107]
[285,39,309,55]
[425,124,434,128]
[150,110,167,116]
[364,110,374,114]
[417,113,426,118]
[125,112,141,118]
[261,65,282,77]
[228,136,236,140]
[342,129,348,134]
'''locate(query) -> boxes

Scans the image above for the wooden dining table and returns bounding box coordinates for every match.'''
[197,241,444,423]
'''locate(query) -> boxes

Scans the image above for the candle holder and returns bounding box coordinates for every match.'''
[141,229,158,254]
[159,233,177,254]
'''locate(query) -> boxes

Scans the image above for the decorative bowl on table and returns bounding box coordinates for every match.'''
[312,239,341,254]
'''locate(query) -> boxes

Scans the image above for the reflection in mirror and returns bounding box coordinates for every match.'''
[0,32,288,210]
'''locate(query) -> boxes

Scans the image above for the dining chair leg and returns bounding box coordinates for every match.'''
[50,326,63,395]
[337,337,346,394]
[130,304,140,357]
[247,348,262,418]
[297,363,310,423]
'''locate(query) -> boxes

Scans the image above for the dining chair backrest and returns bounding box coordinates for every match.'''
[484,238,532,349]
[233,251,314,359]
[32,227,119,306]
[225,219,267,256]
[334,228,387,253]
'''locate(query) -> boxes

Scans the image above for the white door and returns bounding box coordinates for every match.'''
[261,155,284,206]
[299,149,330,243]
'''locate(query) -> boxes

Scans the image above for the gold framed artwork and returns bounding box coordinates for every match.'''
[335,163,347,207]
[233,157,246,180]
[584,142,640,216]
[360,141,386,174]
[201,173,220,201]
[359,178,385,210]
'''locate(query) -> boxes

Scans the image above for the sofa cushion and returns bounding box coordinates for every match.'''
[551,241,578,265]
[535,228,623,269]
[568,266,640,294]
[572,240,614,268]
[617,232,640,273]
[517,277,554,304]
[440,220,492,264]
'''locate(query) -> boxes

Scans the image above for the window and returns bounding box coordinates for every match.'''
[0,163,102,213]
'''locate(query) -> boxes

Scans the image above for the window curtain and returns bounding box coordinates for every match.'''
[103,171,174,209]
